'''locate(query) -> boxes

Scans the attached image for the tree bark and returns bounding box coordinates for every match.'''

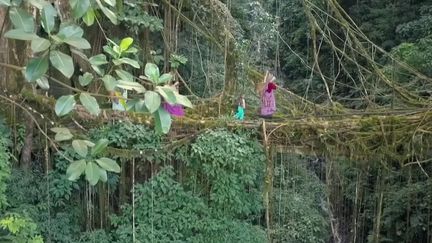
[0,7,28,93]
[20,116,34,171]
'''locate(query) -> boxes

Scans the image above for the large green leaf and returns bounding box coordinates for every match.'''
[79,93,100,116]
[91,65,104,76]
[25,56,49,82]
[154,107,172,134]
[82,8,95,26]
[156,86,177,104]
[9,7,34,32]
[115,69,134,82]
[70,0,90,19]
[112,58,140,69]
[158,73,173,85]
[96,157,120,173]
[57,25,83,40]
[51,127,73,141]
[145,63,160,83]
[36,77,50,90]
[85,162,100,185]
[31,38,50,53]
[79,72,93,86]
[102,75,117,91]
[0,0,10,6]
[91,138,109,156]
[119,37,133,52]
[144,91,161,113]
[174,93,193,108]
[41,3,57,34]
[66,160,86,181]
[4,29,38,40]
[50,50,74,78]
[83,140,95,147]
[97,166,107,182]
[117,80,145,93]
[65,37,91,49]
[72,140,88,157]
[89,54,108,65]
[133,99,147,112]
[55,95,76,117]
[95,0,118,24]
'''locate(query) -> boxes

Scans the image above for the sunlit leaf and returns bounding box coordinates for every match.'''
[103,45,117,58]
[50,50,74,78]
[65,37,91,49]
[145,63,160,83]
[51,127,73,141]
[89,54,108,65]
[144,91,161,113]
[57,25,83,40]
[91,138,109,156]
[79,93,100,116]
[31,38,50,53]
[174,93,193,108]
[4,29,38,40]
[156,86,177,104]
[41,3,57,34]
[119,37,133,52]
[25,56,49,82]
[66,160,86,181]
[85,162,100,185]
[115,69,134,82]
[4,29,39,41]
[133,99,147,112]
[112,58,140,69]
[9,7,34,32]
[70,0,90,19]
[97,166,107,182]
[55,95,76,117]
[102,75,117,91]
[72,140,88,157]
[154,107,171,134]
[95,0,118,25]
[78,72,93,86]
[103,0,115,7]
[124,47,138,54]
[96,157,120,173]
[82,8,95,26]
[158,73,173,85]
[117,80,146,93]
[83,140,95,147]
[35,77,49,90]
[0,0,11,6]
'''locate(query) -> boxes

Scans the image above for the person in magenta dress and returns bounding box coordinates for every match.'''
[163,81,185,117]
[260,72,277,118]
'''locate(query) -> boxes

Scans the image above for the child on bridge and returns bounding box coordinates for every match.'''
[234,94,246,120]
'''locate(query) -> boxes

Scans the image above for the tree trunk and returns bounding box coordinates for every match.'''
[0,7,28,93]
[163,0,173,73]
[20,116,34,171]
[224,37,237,94]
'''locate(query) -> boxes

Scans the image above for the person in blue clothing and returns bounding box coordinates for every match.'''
[234,94,246,120]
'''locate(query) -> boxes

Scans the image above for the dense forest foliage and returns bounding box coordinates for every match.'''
[0,0,432,242]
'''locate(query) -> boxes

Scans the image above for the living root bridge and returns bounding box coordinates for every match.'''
[3,90,432,164]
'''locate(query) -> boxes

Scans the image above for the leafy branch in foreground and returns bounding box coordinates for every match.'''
[51,127,120,186]
[1,1,193,135]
